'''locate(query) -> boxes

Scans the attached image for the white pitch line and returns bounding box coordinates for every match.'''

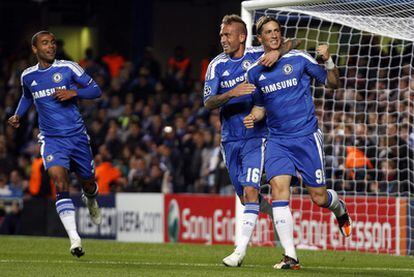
[0,259,414,272]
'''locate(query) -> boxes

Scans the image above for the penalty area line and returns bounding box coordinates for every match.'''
[0,259,413,272]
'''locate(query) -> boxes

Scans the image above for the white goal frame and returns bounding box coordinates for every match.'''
[237,0,414,254]
[241,0,320,47]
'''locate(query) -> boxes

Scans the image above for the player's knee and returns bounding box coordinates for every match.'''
[243,186,259,202]
[49,174,68,191]
[54,180,69,192]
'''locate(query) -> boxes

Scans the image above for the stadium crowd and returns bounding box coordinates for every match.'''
[0,36,413,215]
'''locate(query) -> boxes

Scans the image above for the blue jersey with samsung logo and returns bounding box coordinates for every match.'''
[247,50,327,137]
[203,47,267,142]
[20,60,93,137]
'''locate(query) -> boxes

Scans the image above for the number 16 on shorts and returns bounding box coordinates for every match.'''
[246,167,261,184]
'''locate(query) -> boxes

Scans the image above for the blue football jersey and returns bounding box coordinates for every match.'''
[19,60,94,137]
[247,50,327,137]
[203,47,267,142]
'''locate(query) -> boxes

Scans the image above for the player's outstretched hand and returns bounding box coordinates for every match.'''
[316,44,330,61]
[260,50,280,67]
[8,115,20,128]
[243,113,255,129]
[231,82,256,98]
[54,89,77,101]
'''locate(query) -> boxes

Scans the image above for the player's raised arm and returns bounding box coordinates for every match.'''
[316,44,340,89]
[260,38,302,67]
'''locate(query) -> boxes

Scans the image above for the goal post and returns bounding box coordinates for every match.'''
[241,0,321,47]
[238,0,414,255]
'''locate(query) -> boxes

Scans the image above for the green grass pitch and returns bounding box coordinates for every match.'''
[0,236,413,276]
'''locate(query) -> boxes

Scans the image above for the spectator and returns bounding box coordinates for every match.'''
[102,47,125,78]
[143,164,163,192]
[167,46,191,93]
[94,147,123,194]
[137,47,161,80]
[7,170,25,198]
[126,156,147,192]
[0,174,12,197]
[345,145,374,192]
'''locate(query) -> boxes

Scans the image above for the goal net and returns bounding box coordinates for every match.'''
[240,0,414,255]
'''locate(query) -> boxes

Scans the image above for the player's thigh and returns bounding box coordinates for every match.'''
[290,130,326,187]
[239,138,266,190]
[38,135,71,171]
[69,133,95,180]
[221,141,243,196]
[264,137,296,183]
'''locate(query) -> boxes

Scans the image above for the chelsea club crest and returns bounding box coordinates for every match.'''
[46,154,54,162]
[283,64,293,75]
[52,73,63,83]
[242,60,252,70]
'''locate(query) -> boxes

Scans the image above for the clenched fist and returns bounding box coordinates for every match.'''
[316,44,331,61]
[8,115,20,128]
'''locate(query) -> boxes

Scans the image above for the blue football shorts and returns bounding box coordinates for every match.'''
[265,129,326,187]
[221,137,266,196]
[38,131,95,180]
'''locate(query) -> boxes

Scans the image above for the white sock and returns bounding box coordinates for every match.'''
[272,200,297,261]
[56,198,80,242]
[235,202,259,254]
[323,189,345,217]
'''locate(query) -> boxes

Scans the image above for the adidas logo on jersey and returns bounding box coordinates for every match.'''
[31,80,38,86]
[222,70,230,77]
[259,74,266,81]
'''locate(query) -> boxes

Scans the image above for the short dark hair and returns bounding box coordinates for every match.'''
[221,14,247,35]
[31,30,54,46]
[256,16,281,35]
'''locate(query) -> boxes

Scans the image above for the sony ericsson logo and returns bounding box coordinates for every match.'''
[283,64,293,75]
[220,75,245,89]
[261,78,298,94]
[167,199,180,242]
[32,85,67,99]
[52,73,63,83]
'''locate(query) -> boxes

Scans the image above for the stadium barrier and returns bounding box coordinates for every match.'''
[74,194,116,239]
[116,193,164,242]
[19,197,66,237]
[16,193,411,255]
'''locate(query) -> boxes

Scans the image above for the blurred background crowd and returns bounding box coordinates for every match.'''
[0,38,412,204]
